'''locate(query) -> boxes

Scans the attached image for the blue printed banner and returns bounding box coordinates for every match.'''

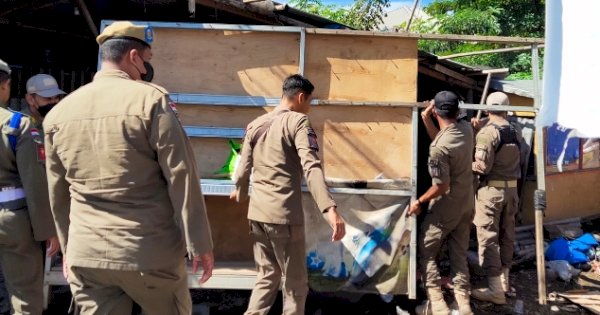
[303,194,411,294]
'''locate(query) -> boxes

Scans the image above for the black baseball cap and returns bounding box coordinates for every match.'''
[434,91,459,111]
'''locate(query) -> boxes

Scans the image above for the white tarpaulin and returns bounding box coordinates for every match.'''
[539,0,600,138]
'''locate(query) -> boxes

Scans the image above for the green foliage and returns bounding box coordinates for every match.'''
[411,0,544,79]
[288,0,390,30]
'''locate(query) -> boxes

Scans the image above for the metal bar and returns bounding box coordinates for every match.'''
[405,0,420,31]
[306,29,545,44]
[101,19,303,33]
[184,126,245,138]
[171,93,281,106]
[438,45,545,60]
[531,44,547,306]
[459,103,537,112]
[408,106,419,300]
[171,93,424,107]
[299,28,306,75]
[199,179,414,196]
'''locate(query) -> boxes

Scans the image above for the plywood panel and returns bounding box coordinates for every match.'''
[178,104,270,127]
[205,196,253,261]
[305,35,417,102]
[151,29,300,96]
[310,106,413,179]
[186,105,413,180]
[192,138,238,178]
[544,170,600,221]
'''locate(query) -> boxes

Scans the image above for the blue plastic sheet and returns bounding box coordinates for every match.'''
[546,233,599,265]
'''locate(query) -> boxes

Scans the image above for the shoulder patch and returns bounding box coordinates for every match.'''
[30,128,43,144]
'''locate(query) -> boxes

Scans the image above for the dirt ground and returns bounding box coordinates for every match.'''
[41,265,599,315]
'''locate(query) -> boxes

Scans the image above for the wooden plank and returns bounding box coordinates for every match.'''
[418,65,482,91]
[304,34,417,102]
[438,45,545,60]
[306,28,545,44]
[432,64,477,85]
[151,28,300,96]
[204,196,254,261]
[178,104,271,127]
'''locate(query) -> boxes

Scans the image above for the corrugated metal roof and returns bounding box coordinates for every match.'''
[490,79,536,98]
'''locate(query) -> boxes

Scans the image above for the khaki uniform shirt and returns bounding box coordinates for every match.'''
[0,108,55,241]
[234,108,335,225]
[428,120,474,211]
[43,70,213,271]
[472,118,522,181]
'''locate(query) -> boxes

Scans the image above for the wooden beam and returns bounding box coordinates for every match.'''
[418,65,482,91]
[306,29,545,44]
[74,0,98,37]
[196,0,316,27]
[438,44,546,60]
[195,0,279,25]
[432,64,477,85]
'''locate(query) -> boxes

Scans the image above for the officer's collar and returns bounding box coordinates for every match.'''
[93,69,133,81]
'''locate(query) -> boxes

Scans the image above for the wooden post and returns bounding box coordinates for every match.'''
[531,44,547,305]
[476,68,509,119]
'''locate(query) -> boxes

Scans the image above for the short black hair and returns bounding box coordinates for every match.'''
[0,71,10,84]
[282,74,314,99]
[100,38,149,63]
[435,106,459,119]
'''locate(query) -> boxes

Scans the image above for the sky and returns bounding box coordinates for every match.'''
[278,0,434,11]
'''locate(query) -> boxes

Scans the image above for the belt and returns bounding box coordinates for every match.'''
[0,187,27,211]
[486,180,517,188]
[0,187,25,202]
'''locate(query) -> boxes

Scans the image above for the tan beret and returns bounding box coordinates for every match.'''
[0,58,10,75]
[96,21,154,46]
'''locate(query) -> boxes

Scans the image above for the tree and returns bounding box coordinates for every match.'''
[288,0,390,30]
[409,0,544,79]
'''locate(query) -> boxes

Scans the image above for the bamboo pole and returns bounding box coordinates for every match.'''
[439,44,545,60]
[405,0,420,31]
[532,44,547,305]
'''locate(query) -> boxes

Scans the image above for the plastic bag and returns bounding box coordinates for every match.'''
[546,260,580,281]
[212,139,241,179]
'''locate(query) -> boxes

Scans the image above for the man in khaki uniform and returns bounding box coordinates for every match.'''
[24,74,66,132]
[0,59,59,314]
[471,92,522,305]
[231,74,345,315]
[43,22,214,315]
[409,91,474,315]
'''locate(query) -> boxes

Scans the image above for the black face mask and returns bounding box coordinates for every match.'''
[38,103,57,117]
[141,61,154,82]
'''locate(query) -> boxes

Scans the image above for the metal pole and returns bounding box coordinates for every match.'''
[409,106,418,299]
[405,0,420,31]
[532,44,547,305]
[299,28,306,75]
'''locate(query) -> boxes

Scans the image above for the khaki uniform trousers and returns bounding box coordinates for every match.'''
[245,221,308,315]
[0,208,44,315]
[68,260,191,315]
[419,202,473,295]
[474,186,519,277]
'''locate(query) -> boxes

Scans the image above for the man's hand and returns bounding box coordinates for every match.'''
[325,207,345,241]
[46,236,60,257]
[229,190,237,201]
[192,251,214,284]
[407,200,422,217]
[421,100,434,120]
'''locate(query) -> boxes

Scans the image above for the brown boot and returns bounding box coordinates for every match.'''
[471,276,507,305]
[451,292,474,315]
[416,287,450,315]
